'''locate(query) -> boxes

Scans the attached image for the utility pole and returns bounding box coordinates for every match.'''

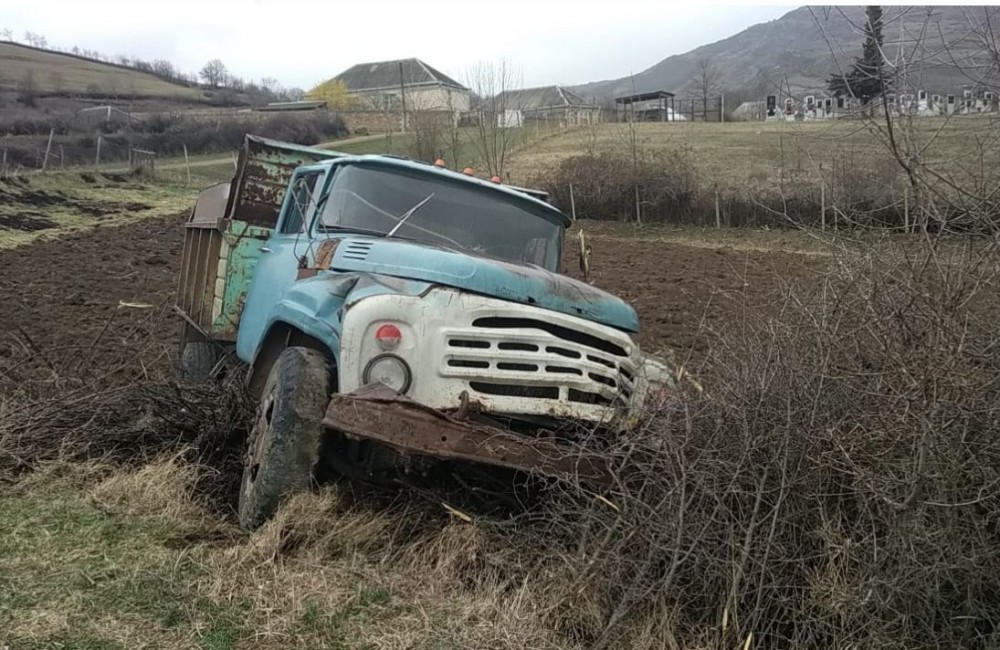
[399,61,407,132]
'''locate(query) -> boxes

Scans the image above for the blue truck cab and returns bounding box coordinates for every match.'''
[176,135,673,528]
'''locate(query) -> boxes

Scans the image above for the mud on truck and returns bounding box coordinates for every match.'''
[176,135,674,529]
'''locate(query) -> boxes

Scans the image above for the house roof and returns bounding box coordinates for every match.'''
[331,58,467,92]
[496,85,593,111]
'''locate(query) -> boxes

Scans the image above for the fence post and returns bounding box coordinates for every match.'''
[821,183,826,231]
[41,127,55,171]
[95,134,102,165]
[569,183,577,221]
[904,186,910,233]
[634,185,642,225]
[183,144,191,186]
[715,189,721,228]
[720,94,725,123]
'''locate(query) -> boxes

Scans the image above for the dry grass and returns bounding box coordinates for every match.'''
[0,42,202,98]
[510,119,998,191]
[0,173,202,248]
[0,459,575,650]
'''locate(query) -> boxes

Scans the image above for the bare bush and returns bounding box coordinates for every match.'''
[538,149,698,222]
[497,232,1000,649]
[408,110,448,163]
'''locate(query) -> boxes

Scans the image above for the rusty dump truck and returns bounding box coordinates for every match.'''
[176,135,673,529]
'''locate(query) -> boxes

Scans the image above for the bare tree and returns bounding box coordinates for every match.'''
[23,31,47,48]
[466,59,522,177]
[1,28,14,41]
[260,77,279,94]
[151,59,176,79]
[199,59,228,87]
[694,58,721,119]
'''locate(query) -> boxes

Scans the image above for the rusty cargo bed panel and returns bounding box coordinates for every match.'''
[323,384,611,485]
[226,135,343,228]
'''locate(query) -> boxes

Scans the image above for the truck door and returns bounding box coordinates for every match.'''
[236,168,328,362]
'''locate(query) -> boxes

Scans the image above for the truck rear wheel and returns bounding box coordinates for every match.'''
[238,346,331,530]
[180,341,220,382]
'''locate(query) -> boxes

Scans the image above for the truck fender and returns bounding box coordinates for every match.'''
[246,301,343,398]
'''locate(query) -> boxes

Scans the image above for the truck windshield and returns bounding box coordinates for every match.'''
[318,164,563,270]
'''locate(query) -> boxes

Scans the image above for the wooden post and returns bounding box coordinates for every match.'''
[903,186,910,233]
[821,183,826,231]
[183,144,191,185]
[95,134,102,165]
[59,145,64,169]
[720,94,725,123]
[398,60,407,132]
[41,127,55,171]
[634,185,642,225]
[569,183,577,221]
[715,189,721,228]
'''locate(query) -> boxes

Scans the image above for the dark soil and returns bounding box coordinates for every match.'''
[561,225,818,364]
[0,214,817,375]
[0,213,187,370]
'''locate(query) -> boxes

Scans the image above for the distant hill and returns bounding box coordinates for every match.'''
[0,41,203,99]
[574,6,997,101]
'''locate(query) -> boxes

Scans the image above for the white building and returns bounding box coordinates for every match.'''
[320,58,470,116]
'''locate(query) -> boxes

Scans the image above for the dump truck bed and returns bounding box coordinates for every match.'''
[175,136,343,341]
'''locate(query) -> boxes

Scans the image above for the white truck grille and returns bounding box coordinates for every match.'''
[441,316,637,407]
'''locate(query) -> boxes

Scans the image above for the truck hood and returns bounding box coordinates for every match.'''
[329,237,639,332]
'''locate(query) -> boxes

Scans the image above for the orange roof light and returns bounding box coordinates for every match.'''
[433,158,447,168]
[490,175,502,184]
[461,167,475,176]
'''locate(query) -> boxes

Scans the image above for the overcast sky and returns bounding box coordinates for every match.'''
[1,1,795,90]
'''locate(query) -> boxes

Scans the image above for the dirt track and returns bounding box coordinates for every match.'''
[0,214,817,374]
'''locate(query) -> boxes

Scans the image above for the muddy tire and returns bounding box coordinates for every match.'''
[238,346,331,530]
[180,341,220,382]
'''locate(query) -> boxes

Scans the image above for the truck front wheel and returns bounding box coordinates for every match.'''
[238,346,331,530]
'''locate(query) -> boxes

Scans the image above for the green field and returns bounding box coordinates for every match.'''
[0,42,202,99]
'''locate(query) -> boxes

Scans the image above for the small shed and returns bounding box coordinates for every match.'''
[615,90,679,122]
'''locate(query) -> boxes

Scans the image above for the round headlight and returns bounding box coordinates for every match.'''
[363,354,412,393]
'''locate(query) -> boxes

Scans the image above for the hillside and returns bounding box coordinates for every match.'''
[0,41,203,99]
[575,6,998,100]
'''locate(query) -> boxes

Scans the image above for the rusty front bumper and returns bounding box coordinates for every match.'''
[322,384,610,485]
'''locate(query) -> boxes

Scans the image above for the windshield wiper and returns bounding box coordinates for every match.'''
[386,193,435,239]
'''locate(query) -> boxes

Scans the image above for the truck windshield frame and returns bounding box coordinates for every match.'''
[316,163,564,271]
